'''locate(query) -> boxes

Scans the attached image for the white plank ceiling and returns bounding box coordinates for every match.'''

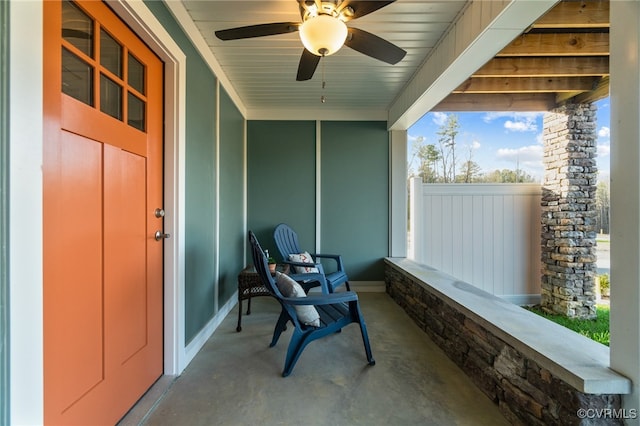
[180,0,467,117]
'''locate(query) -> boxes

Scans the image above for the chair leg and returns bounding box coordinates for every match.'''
[344,281,351,291]
[282,331,312,377]
[270,310,289,347]
[352,302,375,365]
[236,299,243,332]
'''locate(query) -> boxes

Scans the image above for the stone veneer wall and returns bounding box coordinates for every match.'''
[385,264,622,426]
[541,103,598,319]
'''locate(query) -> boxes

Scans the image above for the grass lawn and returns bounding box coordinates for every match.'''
[524,304,610,346]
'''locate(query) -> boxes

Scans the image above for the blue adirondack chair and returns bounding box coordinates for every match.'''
[249,231,375,377]
[273,223,350,293]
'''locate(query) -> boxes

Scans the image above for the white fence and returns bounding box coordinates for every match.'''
[409,178,542,304]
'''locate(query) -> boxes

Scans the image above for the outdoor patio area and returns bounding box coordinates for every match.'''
[121,293,508,426]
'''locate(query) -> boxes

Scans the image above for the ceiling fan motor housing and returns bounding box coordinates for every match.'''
[299,14,348,56]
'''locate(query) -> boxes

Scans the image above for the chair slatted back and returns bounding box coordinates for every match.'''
[273,223,303,260]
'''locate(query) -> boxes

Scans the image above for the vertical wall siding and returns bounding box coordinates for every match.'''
[144,1,218,344]
[320,121,389,281]
[218,88,245,303]
[247,120,390,281]
[0,0,9,422]
[411,181,541,298]
[247,120,317,254]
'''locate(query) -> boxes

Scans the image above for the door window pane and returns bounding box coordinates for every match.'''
[62,0,93,57]
[127,92,146,131]
[100,74,122,120]
[100,29,122,78]
[62,48,94,105]
[128,53,145,95]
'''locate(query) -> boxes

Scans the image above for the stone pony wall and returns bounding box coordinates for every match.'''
[385,258,629,425]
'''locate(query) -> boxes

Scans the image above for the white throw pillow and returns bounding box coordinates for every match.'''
[275,272,321,327]
[288,251,319,273]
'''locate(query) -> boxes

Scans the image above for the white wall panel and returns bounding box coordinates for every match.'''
[409,181,542,300]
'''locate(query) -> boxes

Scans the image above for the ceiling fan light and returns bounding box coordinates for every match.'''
[299,15,348,56]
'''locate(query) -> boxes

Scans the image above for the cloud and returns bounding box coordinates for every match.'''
[504,120,537,132]
[496,144,543,165]
[482,112,541,133]
[407,134,421,143]
[432,112,448,126]
[598,126,610,138]
[471,140,481,150]
[598,143,610,157]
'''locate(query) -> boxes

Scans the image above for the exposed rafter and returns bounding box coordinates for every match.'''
[531,0,609,29]
[497,33,608,57]
[474,57,609,78]
[436,0,610,112]
[454,76,601,94]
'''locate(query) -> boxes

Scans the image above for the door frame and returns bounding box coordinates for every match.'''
[9,2,186,424]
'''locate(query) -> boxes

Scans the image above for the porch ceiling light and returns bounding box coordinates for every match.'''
[299,14,348,57]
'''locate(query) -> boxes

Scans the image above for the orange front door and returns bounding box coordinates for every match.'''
[43,1,164,424]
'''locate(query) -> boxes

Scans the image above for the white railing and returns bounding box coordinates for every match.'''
[409,178,542,304]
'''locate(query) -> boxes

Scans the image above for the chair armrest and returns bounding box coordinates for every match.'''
[310,254,346,271]
[288,272,329,294]
[283,259,322,269]
[283,260,327,280]
[282,291,358,306]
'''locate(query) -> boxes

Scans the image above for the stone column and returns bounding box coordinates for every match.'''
[541,103,598,319]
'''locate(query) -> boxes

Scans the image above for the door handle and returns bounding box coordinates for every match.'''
[155,230,170,241]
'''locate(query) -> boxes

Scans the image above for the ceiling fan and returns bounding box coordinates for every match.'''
[214,0,406,81]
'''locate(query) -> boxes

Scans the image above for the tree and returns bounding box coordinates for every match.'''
[420,144,441,183]
[458,160,482,183]
[437,114,459,182]
[481,169,536,183]
[410,138,442,183]
[596,180,610,234]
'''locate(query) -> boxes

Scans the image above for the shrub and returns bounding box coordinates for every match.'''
[599,273,610,293]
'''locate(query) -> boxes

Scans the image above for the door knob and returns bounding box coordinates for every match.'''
[154,208,165,218]
[155,230,170,241]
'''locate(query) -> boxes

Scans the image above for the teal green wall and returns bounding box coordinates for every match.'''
[218,88,245,303]
[247,121,316,257]
[321,121,389,280]
[0,1,9,422]
[146,1,219,343]
[247,120,389,280]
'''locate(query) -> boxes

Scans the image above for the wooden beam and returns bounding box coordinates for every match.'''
[432,93,556,112]
[567,75,610,104]
[474,57,609,78]
[454,76,599,93]
[532,0,609,29]
[497,33,609,56]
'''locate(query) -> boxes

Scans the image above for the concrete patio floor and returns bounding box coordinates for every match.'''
[120,292,509,426]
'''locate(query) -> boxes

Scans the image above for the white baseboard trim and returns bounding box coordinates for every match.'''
[307,281,386,293]
[184,291,238,366]
[349,281,386,292]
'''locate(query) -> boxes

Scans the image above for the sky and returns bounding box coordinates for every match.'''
[408,97,611,182]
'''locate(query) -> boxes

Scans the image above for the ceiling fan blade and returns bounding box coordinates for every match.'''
[215,22,300,41]
[296,49,321,81]
[337,1,396,21]
[345,27,406,64]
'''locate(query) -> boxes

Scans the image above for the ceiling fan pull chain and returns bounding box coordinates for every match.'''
[321,57,326,103]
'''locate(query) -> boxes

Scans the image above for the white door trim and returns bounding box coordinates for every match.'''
[107,0,188,376]
[9,2,187,423]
